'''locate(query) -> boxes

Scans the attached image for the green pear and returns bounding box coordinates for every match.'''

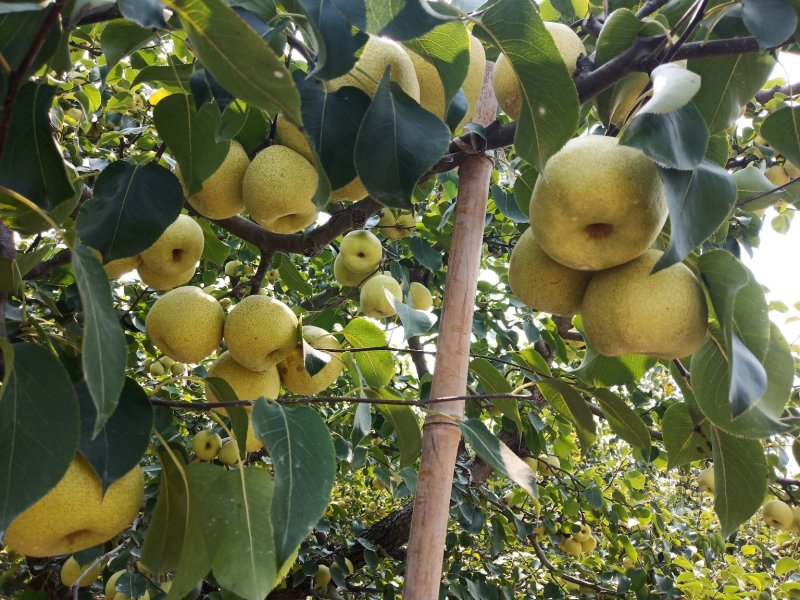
[581,249,708,359]
[559,536,584,557]
[218,439,241,466]
[698,466,715,495]
[104,254,141,279]
[60,556,101,587]
[182,140,250,219]
[275,115,314,163]
[278,326,345,395]
[529,135,666,271]
[139,214,204,276]
[192,430,222,461]
[333,253,369,287]
[572,524,592,543]
[763,499,794,530]
[339,230,383,274]
[360,273,402,318]
[137,261,195,291]
[408,282,434,311]
[223,295,298,370]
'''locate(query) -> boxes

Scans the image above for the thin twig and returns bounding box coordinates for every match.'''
[70,539,130,599]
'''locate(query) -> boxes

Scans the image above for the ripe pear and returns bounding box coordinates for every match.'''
[139,214,204,276]
[360,273,402,318]
[314,564,332,590]
[765,164,790,186]
[493,22,584,120]
[763,499,794,530]
[530,135,666,271]
[192,429,222,461]
[105,570,130,600]
[61,556,102,587]
[572,524,592,543]
[182,140,250,219]
[340,230,383,274]
[559,536,584,557]
[5,455,143,557]
[145,286,224,363]
[790,506,800,533]
[784,160,800,179]
[218,439,241,466]
[327,36,420,101]
[334,253,369,287]
[393,213,416,238]
[698,466,715,495]
[581,249,708,359]
[580,535,598,554]
[207,352,281,408]
[375,209,398,237]
[223,295,299,370]
[243,145,318,234]
[408,281,434,311]
[275,115,314,163]
[507,227,592,316]
[104,254,141,279]
[331,176,369,202]
[278,326,345,395]
[537,455,560,476]
[137,261,195,290]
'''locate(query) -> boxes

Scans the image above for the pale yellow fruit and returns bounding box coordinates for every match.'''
[790,506,800,533]
[581,249,708,359]
[223,295,298,370]
[149,361,165,376]
[275,115,314,163]
[192,430,222,461]
[183,140,250,219]
[60,556,101,587]
[331,177,369,202]
[784,160,800,179]
[766,164,791,186]
[104,255,141,279]
[537,455,560,476]
[408,282,434,311]
[375,209,398,237]
[530,136,666,271]
[360,273,402,318]
[139,214,204,276]
[333,253,369,287]
[572,524,592,543]
[5,456,143,557]
[137,261,195,290]
[394,213,416,238]
[278,326,345,394]
[245,419,264,453]
[243,145,319,234]
[159,356,175,368]
[493,22,584,119]
[206,351,281,407]
[145,286,224,363]
[218,439,240,466]
[607,71,650,127]
[105,570,128,600]
[580,535,598,554]
[314,564,332,590]
[698,466,715,495]
[458,34,488,130]
[763,499,795,530]
[224,260,243,277]
[508,227,591,316]
[560,536,584,557]
[327,36,420,101]
[340,230,383,274]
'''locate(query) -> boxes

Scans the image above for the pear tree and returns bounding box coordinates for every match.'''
[1,1,800,599]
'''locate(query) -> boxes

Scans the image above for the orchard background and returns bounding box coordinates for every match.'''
[2,0,800,598]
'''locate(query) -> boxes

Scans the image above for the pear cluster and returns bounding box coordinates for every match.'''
[559,524,598,558]
[376,209,416,240]
[508,135,708,359]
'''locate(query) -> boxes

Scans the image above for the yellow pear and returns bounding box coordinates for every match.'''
[182,140,250,219]
[507,227,592,316]
[763,499,794,530]
[340,229,383,274]
[139,214,204,276]
[145,286,225,363]
[223,295,298,370]
[458,33,488,130]
[393,213,416,238]
[60,555,102,587]
[783,160,800,179]
[790,506,800,533]
[243,145,318,234]
[360,273,402,318]
[559,536,584,557]
[530,135,666,271]
[327,36,420,101]
[581,249,708,359]
[408,281,434,311]
[136,261,195,290]
[537,455,560,476]
[572,524,592,543]
[278,326,345,394]
[5,455,143,557]
[331,176,369,202]
[698,466,715,495]
[493,23,584,120]
[105,570,131,600]
[314,564,332,590]
[192,430,222,461]
[333,253,369,287]
[375,209,398,237]
[218,439,241,466]
[275,115,314,163]
[580,535,598,554]
[765,164,790,186]
[104,255,141,279]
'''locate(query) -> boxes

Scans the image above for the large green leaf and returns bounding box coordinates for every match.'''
[78,378,153,491]
[341,317,394,388]
[662,403,711,469]
[118,0,169,28]
[761,106,800,168]
[460,418,537,498]
[72,245,127,435]
[0,343,79,532]
[620,104,708,170]
[375,390,422,467]
[153,94,230,196]
[334,0,452,40]
[252,400,335,569]
[593,389,651,453]
[354,73,451,209]
[536,379,596,447]
[161,0,301,123]
[742,0,796,49]
[574,346,655,386]
[712,427,768,537]
[480,0,579,171]
[655,161,736,271]
[75,161,184,261]
[469,358,521,429]
[100,20,155,71]
[392,296,437,340]
[0,8,62,75]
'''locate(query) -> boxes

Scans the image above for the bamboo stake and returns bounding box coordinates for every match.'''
[402,65,497,599]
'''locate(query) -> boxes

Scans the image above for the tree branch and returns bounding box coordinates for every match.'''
[529,534,621,596]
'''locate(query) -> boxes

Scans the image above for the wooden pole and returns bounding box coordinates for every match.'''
[402,65,497,599]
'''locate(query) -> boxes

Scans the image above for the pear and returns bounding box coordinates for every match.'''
[493,22,584,120]
[104,254,141,279]
[508,227,592,316]
[537,455,560,476]
[105,570,131,600]
[137,261,195,290]
[581,249,708,359]
[572,524,592,543]
[580,535,598,554]
[765,164,790,187]
[275,115,314,163]
[243,145,318,234]
[5,455,143,557]
[278,326,345,395]
[192,430,222,461]
[763,499,794,530]
[375,209,398,237]
[334,253,369,287]
[698,466,715,495]
[60,556,102,587]
[331,176,369,202]
[145,286,225,363]
[327,36,420,101]
[529,135,666,271]
[339,230,383,274]
[360,273,403,318]
[139,214,204,276]
[408,281,434,311]
[559,536,584,557]
[223,295,298,370]
[182,140,250,219]
[218,439,241,466]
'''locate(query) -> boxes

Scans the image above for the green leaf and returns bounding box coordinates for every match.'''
[469,358,521,429]
[100,20,155,70]
[620,104,708,170]
[761,106,800,168]
[201,469,276,600]
[336,0,452,40]
[409,237,442,273]
[199,219,231,265]
[711,427,768,537]
[662,403,711,469]
[655,161,736,271]
[492,184,528,223]
[593,389,651,453]
[118,0,169,28]
[512,347,551,377]
[295,0,367,80]
[303,340,331,378]
[480,0,579,170]
[689,50,774,134]
[392,296,437,339]
[375,390,422,467]
[536,379,596,447]
[72,245,127,435]
[341,317,394,388]
[274,252,313,295]
[78,378,153,491]
[0,343,79,532]
[252,400,336,568]
[355,73,451,209]
[0,83,74,211]
[742,0,796,49]
[0,10,59,73]
[153,94,230,196]
[404,21,470,110]
[511,164,537,219]
[574,346,655,387]
[132,63,194,88]
[161,0,301,122]
[75,161,184,262]
[460,418,537,498]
